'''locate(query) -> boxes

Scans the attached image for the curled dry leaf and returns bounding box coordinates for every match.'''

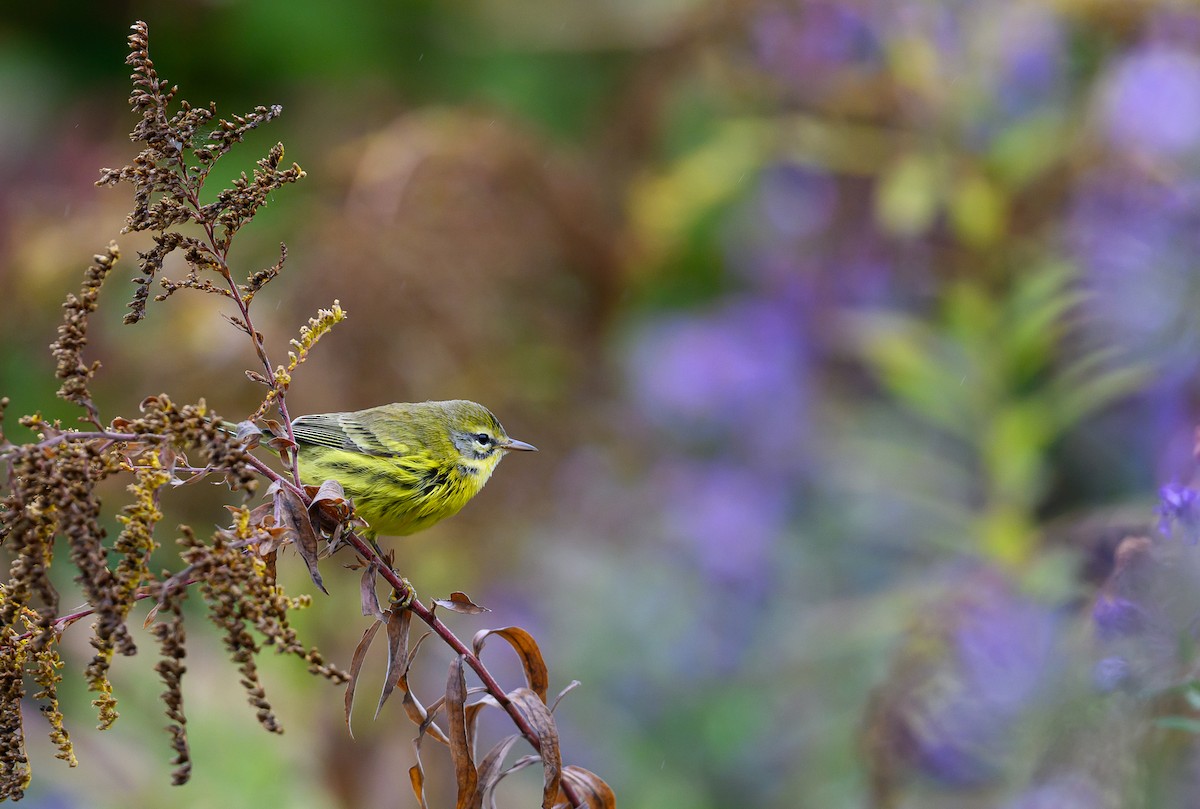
[559,765,617,809]
[390,631,450,744]
[142,602,161,629]
[274,486,326,594]
[410,708,444,809]
[472,626,550,703]
[550,680,581,714]
[308,478,363,536]
[445,656,479,809]
[375,607,413,719]
[267,435,296,453]
[508,687,562,809]
[433,591,491,614]
[478,733,522,809]
[245,502,286,553]
[344,619,382,740]
[360,561,382,619]
[465,694,501,756]
[308,478,349,514]
[234,420,262,448]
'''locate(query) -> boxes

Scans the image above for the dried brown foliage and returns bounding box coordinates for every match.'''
[0,20,609,807]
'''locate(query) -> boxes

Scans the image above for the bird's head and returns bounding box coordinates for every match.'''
[445,400,537,474]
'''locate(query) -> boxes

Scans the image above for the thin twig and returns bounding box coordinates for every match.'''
[13,579,198,643]
[0,430,165,459]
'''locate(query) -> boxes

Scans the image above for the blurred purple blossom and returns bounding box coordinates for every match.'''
[750,1,881,88]
[1092,595,1146,639]
[1092,655,1130,693]
[992,6,1067,118]
[1101,47,1200,158]
[626,296,808,461]
[1146,11,1200,52]
[913,582,1062,786]
[1157,483,1200,543]
[728,163,900,311]
[756,163,838,242]
[660,462,787,591]
[1070,170,1200,384]
[952,589,1060,714]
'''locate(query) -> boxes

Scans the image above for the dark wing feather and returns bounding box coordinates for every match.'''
[290,413,400,456]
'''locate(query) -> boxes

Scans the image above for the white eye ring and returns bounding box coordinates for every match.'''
[474,433,491,445]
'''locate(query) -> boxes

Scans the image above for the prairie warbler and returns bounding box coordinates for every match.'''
[278,400,536,538]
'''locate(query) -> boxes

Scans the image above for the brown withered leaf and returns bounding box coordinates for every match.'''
[394,632,450,744]
[245,369,269,385]
[360,562,382,619]
[434,591,491,615]
[465,694,501,757]
[263,548,278,582]
[550,680,581,714]
[267,435,297,453]
[410,758,430,809]
[309,479,361,536]
[559,765,616,809]
[445,656,480,809]
[344,619,382,739]
[478,733,522,809]
[234,420,263,448]
[142,603,161,629]
[508,687,561,808]
[244,502,288,556]
[374,607,413,719]
[410,713,441,809]
[498,755,541,779]
[274,486,326,594]
[309,478,348,508]
[472,627,549,703]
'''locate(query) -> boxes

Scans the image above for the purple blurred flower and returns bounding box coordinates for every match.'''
[1157,483,1200,543]
[993,7,1066,118]
[1101,47,1200,158]
[911,582,1062,786]
[626,297,808,459]
[726,162,900,314]
[751,1,881,87]
[756,163,837,242]
[1070,171,1200,383]
[953,590,1060,713]
[660,462,787,590]
[1092,595,1146,639]
[1092,655,1130,693]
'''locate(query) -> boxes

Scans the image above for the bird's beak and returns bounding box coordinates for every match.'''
[502,438,538,452]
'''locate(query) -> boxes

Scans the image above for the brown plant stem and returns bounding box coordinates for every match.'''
[0,430,164,456]
[12,578,198,644]
[338,530,584,809]
[164,142,305,493]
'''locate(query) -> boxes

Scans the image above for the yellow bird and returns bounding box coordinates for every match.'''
[283,400,536,539]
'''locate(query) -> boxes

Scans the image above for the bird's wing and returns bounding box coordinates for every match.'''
[291,413,406,457]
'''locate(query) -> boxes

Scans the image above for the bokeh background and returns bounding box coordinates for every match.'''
[6,1,1200,807]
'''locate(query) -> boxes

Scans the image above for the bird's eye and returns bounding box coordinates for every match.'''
[474,433,491,445]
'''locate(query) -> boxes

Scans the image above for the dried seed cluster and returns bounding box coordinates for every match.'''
[0,21,341,800]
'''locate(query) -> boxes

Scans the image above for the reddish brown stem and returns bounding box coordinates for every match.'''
[2,430,165,455]
[339,531,583,808]
[13,578,197,643]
